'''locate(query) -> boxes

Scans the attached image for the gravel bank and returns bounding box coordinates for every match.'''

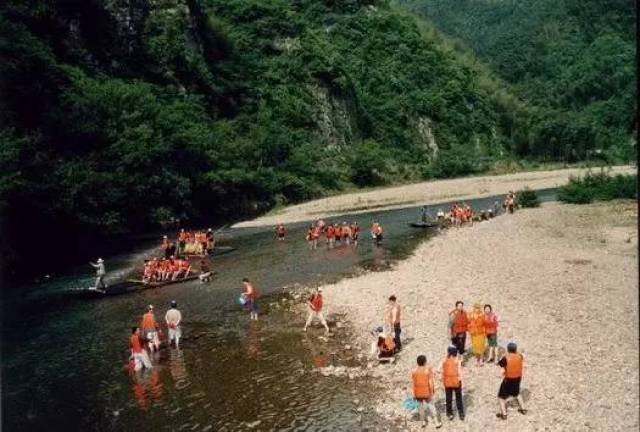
[318,200,638,431]
[233,166,635,228]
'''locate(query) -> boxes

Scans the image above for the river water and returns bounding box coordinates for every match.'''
[1,190,556,431]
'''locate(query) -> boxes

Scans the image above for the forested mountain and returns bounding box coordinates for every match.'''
[399,0,636,162]
[0,0,633,278]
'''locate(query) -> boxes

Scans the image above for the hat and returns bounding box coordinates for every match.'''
[208,228,212,232]
[473,303,482,310]
[170,300,177,307]
[317,287,323,292]
[375,326,384,333]
[507,342,517,352]
[97,258,104,263]
[447,346,458,356]
[163,235,168,239]
[148,304,154,311]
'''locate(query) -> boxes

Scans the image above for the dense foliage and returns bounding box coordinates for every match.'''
[0,0,634,278]
[558,173,637,204]
[516,187,540,208]
[399,0,636,162]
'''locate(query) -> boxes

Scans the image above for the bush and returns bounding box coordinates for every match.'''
[516,187,540,208]
[558,173,637,204]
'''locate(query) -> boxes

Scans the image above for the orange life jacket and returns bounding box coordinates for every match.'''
[383,335,395,352]
[412,366,434,399]
[505,353,523,379]
[484,312,498,335]
[334,226,342,237]
[451,310,468,334]
[130,334,143,353]
[326,226,335,238]
[468,312,485,336]
[141,312,156,331]
[310,293,323,311]
[442,357,460,388]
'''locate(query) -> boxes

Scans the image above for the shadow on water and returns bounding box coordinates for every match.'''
[1,190,555,431]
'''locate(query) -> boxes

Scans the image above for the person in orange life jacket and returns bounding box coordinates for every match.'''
[496,342,527,420]
[325,224,336,248]
[333,223,342,245]
[384,295,402,352]
[341,222,352,245]
[438,346,464,421]
[351,222,360,247]
[242,277,259,321]
[141,305,161,352]
[275,223,286,241]
[130,327,152,371]
[303,287,330,334]
[448,301,468,357]
[306,224,320,250]
[199,259,212,283]
[376,328,395,360]
[483,304,499,362]
[412,355,443,429]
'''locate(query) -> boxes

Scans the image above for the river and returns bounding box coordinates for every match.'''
[1,190,557,431]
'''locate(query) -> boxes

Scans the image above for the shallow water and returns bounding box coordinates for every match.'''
[1,190,556,431]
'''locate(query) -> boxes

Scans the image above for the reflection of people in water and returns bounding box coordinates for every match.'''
[246,324,260,360]
[169,348,187,383]
[312,350,327,368]
[130,369,163,410]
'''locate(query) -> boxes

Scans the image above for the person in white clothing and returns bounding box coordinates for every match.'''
[165,300,182,349]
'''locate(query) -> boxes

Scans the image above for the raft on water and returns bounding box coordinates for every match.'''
[408,221,439,228]
[68,273,211,299]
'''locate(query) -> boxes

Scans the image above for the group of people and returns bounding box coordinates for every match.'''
[129,302,183,371]
[366,295,526,426]
[162,228,216,257]
[297,220,383,249]
[141,257,192,284]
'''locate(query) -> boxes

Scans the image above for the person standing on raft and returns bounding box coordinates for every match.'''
[89,258,107,291]
[448,301,468,357]
[468,303,486,366]
[242,278,259,321]
[303,287,330,334]
[438,346,465,421]
[496,342,527,419]
[384,295,402,352]
[412,354,442,428]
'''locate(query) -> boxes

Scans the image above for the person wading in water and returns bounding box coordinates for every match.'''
[242,278,259,321]
[165,300,182,349]
[303,287,330,334]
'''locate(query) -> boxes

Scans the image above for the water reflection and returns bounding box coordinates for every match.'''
[130,368,163,410]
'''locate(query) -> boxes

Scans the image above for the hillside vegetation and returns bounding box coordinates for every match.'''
[399,0,636,162]
[0,0,633,278]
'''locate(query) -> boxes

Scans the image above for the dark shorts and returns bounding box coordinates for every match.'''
[277,232,285,238]
[487,333,497,347]
[353,234,359,240]
[376,234,383,241]
[244,299,258,312]
[498,377,521,399]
